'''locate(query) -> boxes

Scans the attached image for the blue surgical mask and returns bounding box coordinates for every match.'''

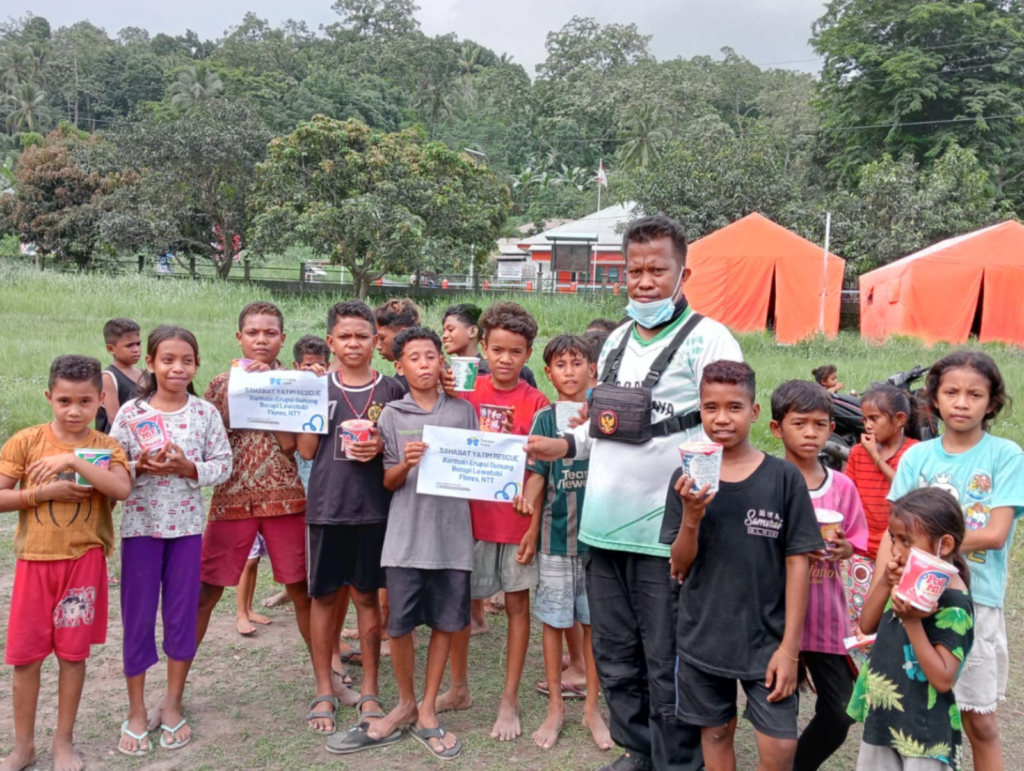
[626,268,684,329]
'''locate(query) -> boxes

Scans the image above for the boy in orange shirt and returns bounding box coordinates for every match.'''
[0,355,131,771]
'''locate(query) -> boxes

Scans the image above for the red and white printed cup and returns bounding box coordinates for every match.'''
[895,547,956,612]
[341,419,375,459]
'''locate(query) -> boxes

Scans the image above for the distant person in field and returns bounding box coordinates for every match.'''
[812,364,844,394]
[0,355,131,771]
[95,318,143,436]
[525,215,743,771]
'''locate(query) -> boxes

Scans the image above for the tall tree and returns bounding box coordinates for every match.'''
[5,81,51,131]
[616,102,671,170]
[2,122,125,266]
[102,100,270,278]
[812,0,1024,207]
[168,63,224,111]
[250,116,510,298]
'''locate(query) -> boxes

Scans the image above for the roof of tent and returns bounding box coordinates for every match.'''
[684,212,845,343]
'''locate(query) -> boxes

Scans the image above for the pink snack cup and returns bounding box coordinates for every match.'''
[231,358,254,369]
[895,547,956,612]
[127,412,170,455]
[341,419,375,460]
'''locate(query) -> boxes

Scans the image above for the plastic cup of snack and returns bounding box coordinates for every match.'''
[127,412,170,455]
[816,510,845,547]
[553,402,583,434]
[678,442,723,494]
[449,357,479,392]
[73,449,111,486]
[895,547,957,612]
[480,404,513,434]
[341,419,375,459]
[232,358,254,369]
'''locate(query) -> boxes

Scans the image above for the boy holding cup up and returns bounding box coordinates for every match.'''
[665,361,822,770]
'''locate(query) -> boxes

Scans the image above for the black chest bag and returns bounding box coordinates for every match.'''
[588,313,704,444]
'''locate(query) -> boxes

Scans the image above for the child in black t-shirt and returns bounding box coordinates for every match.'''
[662,360,823,769]
[296,301,406,752]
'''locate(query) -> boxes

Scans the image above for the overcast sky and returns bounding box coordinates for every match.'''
[20,0,827,74]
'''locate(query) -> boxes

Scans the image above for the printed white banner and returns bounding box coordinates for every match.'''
[416,425,527,502]
[227,368,329,433]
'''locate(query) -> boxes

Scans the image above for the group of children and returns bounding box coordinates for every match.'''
[0,293,1021,771]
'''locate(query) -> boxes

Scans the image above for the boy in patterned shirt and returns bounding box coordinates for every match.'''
[196,302,312,658]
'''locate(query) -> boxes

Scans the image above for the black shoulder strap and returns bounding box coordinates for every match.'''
[640,312,704,390]
[599,324,635,384]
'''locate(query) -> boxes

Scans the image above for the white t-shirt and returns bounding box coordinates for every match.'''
[574,309,743,557]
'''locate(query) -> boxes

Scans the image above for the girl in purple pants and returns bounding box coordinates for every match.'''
[110,326,232,755]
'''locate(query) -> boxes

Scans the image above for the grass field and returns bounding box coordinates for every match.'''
[0,267,1022,770]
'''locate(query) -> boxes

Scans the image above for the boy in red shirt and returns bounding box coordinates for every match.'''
[438,301,549,742]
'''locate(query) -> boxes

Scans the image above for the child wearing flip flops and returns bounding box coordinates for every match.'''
[296,301,405,750]
[357,326,480,759]
[110,327,232,756]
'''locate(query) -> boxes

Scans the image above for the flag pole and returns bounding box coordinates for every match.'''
[592,160,602,288]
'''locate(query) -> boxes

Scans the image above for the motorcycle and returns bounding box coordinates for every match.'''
[821,364,940,470]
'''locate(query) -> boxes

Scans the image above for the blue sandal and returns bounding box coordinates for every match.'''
[159,718,191,750]
[118,720,151,757]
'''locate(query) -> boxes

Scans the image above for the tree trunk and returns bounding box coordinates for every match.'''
[215,253,233,280]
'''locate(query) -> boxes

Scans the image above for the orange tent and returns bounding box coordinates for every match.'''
[859,220,1024,346]
[685,213,846,344]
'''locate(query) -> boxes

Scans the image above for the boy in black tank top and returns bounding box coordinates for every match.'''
[96,318,143,434]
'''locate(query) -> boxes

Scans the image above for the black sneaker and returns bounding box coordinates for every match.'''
[597,752,654,771]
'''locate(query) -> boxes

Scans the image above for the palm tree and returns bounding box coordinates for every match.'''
[498,52,514,66]
[168,63,224,111]
[616,103,671,171]
[458,44,483,77]
[411,78,453,137]
[5,81,52,132]
[1,46,32,88]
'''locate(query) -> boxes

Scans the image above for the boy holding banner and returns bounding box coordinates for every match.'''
[361,326,479,759]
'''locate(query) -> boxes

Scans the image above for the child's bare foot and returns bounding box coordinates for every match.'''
[332,667,361,708]
[160,704,191,747]
[380,637,392,657]
[561,653,570,670]
[484,592,505,614]
[52,738,83,771]
[0,743,37,771]
[532,707,563,750]
[490,694,521,741]
[261,589,290,608]
[236,614,256,636]
[146,695,166,731]
[367,700,418,740]
[436,685,472,713]
[470,616,490,635]
[340,626,359,639]
[247,610,272,625]
[584,710,614,750]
